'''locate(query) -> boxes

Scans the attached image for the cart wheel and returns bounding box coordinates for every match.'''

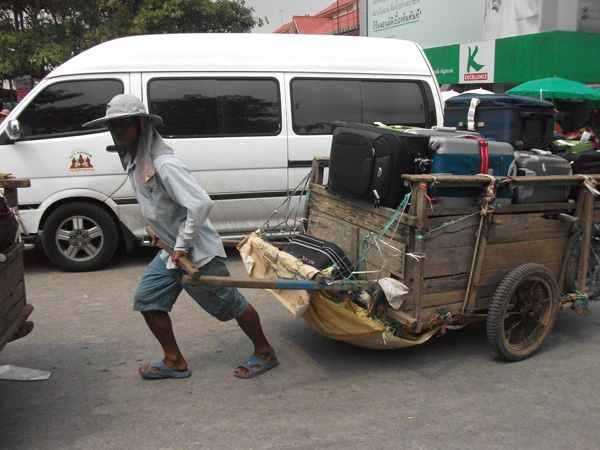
[486,263,559,361]
[566,236,600,300]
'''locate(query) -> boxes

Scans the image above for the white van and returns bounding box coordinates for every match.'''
[0,33,443,271]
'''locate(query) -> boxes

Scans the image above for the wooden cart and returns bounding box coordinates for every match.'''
[301,157,599,360]
[0,176,33,352]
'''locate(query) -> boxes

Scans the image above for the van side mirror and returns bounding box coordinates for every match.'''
[6,119,20,141]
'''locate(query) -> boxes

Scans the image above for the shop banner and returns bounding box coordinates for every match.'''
[368,0,485,48]
[459,40,495,84]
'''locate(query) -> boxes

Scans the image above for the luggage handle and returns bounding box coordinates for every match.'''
[464,136,489,174]
[431,126,458,132]
[519,111,553,118]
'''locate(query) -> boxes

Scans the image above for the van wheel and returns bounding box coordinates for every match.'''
[42,202,119,272]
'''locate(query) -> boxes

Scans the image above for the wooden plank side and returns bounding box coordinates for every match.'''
[487,213,572,245]
[421,214,480,249]
[0,304,33,352]
[481,238,568,273]
[307,198,412,246]
[305,212,357,260]
[0,283,26,332]
[401,260,562,313]
[420,225,569,280]
[0,249,23,296]
[308,184,417,229]
[0,279,25,316]
[308,212,407,278]
[423,246,474,278]
[0,245,25,324]
[307,187,413,280]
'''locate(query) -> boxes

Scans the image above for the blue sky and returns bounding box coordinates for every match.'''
[243,0,335,33]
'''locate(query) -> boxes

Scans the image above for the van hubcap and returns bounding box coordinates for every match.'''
[54,215,104,261]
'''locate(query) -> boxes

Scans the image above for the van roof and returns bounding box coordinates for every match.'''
[48,33,432,78]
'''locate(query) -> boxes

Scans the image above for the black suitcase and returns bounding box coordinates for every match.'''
[327,122,430,208]
[444,94,555,150]
[282,234,354,279]
[559,150,600,200]
[560,150,600,174]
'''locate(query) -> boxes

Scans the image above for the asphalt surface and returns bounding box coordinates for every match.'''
[1,245,600,449]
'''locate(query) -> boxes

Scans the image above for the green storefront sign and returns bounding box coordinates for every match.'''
[424,31,600,86]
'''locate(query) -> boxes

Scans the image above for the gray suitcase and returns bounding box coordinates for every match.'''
[380,125,485,139]
[513,151,572,204]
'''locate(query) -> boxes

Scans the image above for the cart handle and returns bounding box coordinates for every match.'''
[146,226,200,279]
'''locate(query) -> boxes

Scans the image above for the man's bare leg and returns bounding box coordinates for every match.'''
[234,303,275,376]
[139,310,188,374]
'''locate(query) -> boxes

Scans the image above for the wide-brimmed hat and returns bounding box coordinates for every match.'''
[0,109,9,116]
[83,94,162,128]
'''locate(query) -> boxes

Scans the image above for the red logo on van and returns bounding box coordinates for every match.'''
[69,151,94,172]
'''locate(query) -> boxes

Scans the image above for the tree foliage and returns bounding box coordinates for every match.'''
[0,0,264,83]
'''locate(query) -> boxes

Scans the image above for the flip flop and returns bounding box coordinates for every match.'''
[234,355,278,379]
[139,360,191,379]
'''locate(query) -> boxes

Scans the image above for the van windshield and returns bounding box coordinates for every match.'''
[291,78,434,135]
[16,79,124,138]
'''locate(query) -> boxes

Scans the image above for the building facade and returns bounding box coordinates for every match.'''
[362,0,600,91]
[274,0,359,35]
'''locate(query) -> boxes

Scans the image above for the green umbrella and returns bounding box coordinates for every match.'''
[506,77,600,101]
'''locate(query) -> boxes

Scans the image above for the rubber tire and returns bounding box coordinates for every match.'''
[486,264,559,361]
[42,202,119,272]
[566,237,600,300]
[565,238,582,293]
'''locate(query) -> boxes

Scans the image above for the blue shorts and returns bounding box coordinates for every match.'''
[133,252,248,322]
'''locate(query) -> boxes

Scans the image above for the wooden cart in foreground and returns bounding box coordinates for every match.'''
[299,157,599,361]
[0,177,33,352]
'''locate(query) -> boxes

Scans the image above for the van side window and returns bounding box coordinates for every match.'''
[148,78,281,138]
[17,79,124,139]
[291,79,435,135]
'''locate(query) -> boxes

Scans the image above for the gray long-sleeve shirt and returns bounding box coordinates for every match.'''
[127,153,226,267]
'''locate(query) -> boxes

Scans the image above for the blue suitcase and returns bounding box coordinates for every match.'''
[428,136,515,208]
[443,94,555,151]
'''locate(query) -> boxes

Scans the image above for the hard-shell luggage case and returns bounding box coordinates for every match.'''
[559,150,600,200]
[513,151,572,204]
[443,94,555,150]
[282,234,354,279]
[327,122,430,208]
[379,125,485,139]
[428,137,515,208]
[560,150,600,174]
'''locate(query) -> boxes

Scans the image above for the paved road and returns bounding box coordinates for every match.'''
[2,245,600,449]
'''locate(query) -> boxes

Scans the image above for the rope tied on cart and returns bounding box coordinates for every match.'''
[479,174,500,216]
[419,182,435,210]
[581,175,600,197]
[460,175,501,314]
[259,170,313,241]
[354,192,424,279]
[562,291,591,316]
[415,175,500,241]
[415,211,481,240]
